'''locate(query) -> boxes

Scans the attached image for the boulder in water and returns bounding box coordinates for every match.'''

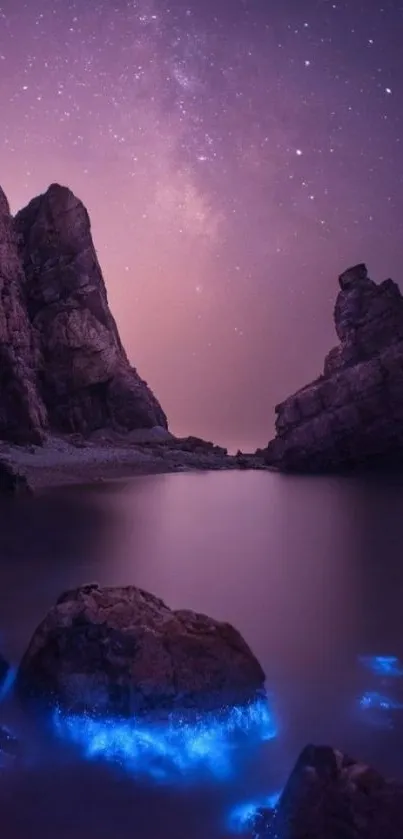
[17,583,265,714]
[252,744,403,838]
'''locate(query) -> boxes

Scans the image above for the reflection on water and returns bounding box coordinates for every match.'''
[1,471,403,835]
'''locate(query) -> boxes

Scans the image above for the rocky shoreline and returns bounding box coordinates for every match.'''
[0,431,270,493]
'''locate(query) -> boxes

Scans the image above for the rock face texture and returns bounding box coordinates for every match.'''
[17,583,265,714]
[15,184,167,435]
[0,188,47,443]
[0,182,166,445]
[265,263,403,472]
[252,744,403,839]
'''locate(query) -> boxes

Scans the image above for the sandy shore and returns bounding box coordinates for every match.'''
[0,435,269,490]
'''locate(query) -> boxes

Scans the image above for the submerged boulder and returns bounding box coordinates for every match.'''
[253,744,403,838]
[17,584,265,714]
[265,263,403,472]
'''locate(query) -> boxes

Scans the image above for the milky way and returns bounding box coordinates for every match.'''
[1,0,402,447]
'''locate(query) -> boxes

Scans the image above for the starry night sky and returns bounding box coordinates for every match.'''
[1,0,403,448]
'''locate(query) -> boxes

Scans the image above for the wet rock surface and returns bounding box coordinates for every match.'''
[17,583,266,714]
[265,264,403,472]
[251,744,403,839]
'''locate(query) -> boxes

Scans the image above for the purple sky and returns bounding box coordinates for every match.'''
[1,0,403,448]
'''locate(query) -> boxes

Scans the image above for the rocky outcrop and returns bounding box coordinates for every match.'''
[0,459,31,495]
[0,188,47,443]
[15,184,167,435]
[17,583,265,714]
[251,744,403,838]
[265,264,403,472]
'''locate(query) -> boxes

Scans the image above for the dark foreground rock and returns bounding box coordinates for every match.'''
[252,744,403,839]
[0,653,9,688]
[0,459,31,495]
[17,583,265,714]
[265,263,403,472]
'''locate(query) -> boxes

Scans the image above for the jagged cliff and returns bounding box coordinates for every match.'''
[0,187,47,443]
[265,263,403,472]
[0,183,166,443]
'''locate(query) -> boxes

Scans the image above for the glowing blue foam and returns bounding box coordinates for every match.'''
[0,667,16,702]
[52,697,277,782]
[226,791,281,834]
[358,656,403,677]
[359,691,403,712]
[359,691,403,711]
[358,691,403,728]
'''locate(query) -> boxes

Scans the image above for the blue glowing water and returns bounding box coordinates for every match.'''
[0,666,16,702]
[52,697,277,784]
[359,691,403,712]
[3,473,403,837]
[358,656,403,677]
[226,792,281,834]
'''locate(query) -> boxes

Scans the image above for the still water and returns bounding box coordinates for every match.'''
[1,469,403,837]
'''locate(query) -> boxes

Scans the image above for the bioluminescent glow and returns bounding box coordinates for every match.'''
[358,656,403,677]
[226,792,281,834]
[359,692,403,711]
[358,691,403,729]
[0,667,16,702]
[52,698,277,782]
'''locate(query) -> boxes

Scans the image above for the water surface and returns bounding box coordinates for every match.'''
[1,470,403,837]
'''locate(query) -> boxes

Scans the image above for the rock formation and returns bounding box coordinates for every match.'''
[0,182,166,445]
[0,459,32,495]
[17,583,265,714]
[251,744,403,838]
[15,183,167,435]
[0,188,47,443]
[265,263,403,472]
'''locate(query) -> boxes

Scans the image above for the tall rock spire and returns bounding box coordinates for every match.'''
[0,187,47,442]
[14,183,167,435]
